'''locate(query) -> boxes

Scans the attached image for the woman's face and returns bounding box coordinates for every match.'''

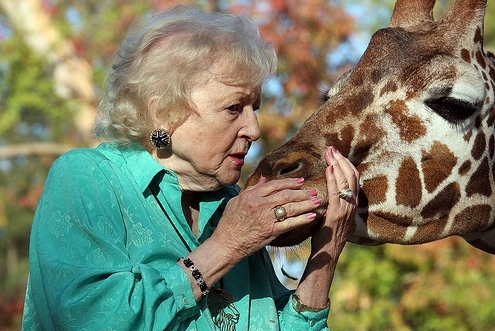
[160,67,262,191]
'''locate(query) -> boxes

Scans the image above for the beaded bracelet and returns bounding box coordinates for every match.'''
[178,257,210,297]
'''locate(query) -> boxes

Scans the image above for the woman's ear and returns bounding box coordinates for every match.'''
[148,97,190,134]
[148,96,164,128]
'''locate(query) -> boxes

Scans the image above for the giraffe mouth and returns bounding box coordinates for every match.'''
[314,205,327,218]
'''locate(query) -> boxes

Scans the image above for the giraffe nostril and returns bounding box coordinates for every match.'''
[275,159,306,177]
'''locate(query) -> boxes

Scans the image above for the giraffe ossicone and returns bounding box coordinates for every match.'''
[246,0,495,254]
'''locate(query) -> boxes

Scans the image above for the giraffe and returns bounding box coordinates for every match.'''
[246,0,495,254]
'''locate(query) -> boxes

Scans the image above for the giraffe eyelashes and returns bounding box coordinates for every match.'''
[425,96,480,125]
[424,68,486,125]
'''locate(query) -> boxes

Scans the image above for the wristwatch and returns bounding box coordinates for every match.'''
[292,294,330,312]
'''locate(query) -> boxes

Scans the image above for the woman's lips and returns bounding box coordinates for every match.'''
[230,153,246,166]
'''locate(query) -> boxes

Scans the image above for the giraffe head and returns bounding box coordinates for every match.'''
[247,0,495,253]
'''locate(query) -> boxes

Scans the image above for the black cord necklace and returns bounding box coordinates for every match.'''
[149,185,193,253]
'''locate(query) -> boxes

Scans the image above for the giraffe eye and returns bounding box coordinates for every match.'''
[425,96,480,124]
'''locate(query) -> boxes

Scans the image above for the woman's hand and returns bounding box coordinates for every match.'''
[312,146,359,254]
[211,176,321,263]
[294,146,359,309]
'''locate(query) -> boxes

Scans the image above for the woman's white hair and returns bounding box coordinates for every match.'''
[95,5,277,147]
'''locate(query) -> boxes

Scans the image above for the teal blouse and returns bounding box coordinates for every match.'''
[22,143,330,330]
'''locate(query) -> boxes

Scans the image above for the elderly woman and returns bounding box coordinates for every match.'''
[22,5,359,331]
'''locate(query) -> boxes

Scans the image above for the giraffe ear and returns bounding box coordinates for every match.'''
[439,0,487,44]
[389,0,435,28]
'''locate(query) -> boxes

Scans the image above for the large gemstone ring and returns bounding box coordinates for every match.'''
[274,206,287,221]
[338,188,354,201]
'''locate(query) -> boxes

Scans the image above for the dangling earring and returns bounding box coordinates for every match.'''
[150,129,171,149]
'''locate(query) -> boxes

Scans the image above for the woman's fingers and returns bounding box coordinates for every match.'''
[325,147,359,203]
[244,175,321,221]
[245,175,305,196]
[334,149,359,194]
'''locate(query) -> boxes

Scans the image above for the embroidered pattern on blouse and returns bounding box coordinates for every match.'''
[208,288,240,331]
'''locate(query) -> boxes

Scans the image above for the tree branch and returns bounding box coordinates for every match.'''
[0,142,74,159]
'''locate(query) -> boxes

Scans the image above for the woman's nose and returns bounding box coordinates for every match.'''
[241,108,261,141]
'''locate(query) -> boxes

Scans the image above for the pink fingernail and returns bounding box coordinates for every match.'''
[295,177,305,184]
[308,189,318,197]
[307,213,317,220]
[311,198,322,206]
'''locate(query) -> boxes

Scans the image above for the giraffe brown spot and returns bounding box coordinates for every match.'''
[489,134,494,159]
[356,162,371,176]
[367,213,410,240]
[493,155,495,186]
[487,107,495,127]
[387,100,427,142]
[452,204,492,234]
[421,182,460,220]
[461,48,471,62]
[409,215,449,243]
[458,160,472,176]
[489,66,495,82]
[421,142,457,193]
[371,69,382,83]
[353,90,375,115]
[476,50,486,69]
[323,125,354,156]
[475,114,483,129]
[396,156,421,207]
[482,71,488,81]
[471,131,486,160]
[351,74,364,87]
[340,125,355,154]
[474,27,483,44]
[464,131,473,142]
[361,175,388,205]
[354,118,385,159]
[405,90,415,100]
[465,157,492,197]
[379,81,398,97]
[329,89,374,119]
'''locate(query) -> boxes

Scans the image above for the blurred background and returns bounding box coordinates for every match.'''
[1,0,494,330]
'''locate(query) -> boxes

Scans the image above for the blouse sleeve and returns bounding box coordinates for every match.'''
[279,297,330,331]
[24,150,198,330]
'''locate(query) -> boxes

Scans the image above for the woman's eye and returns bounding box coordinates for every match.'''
[227,104,242,113]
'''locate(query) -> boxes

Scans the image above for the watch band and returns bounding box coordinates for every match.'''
[292,294,330,312]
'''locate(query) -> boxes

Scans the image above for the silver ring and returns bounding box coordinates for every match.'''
[274,206,287,221]
[338,188,354,201]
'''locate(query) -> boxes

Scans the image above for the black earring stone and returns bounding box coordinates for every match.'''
[150,129,171,149]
